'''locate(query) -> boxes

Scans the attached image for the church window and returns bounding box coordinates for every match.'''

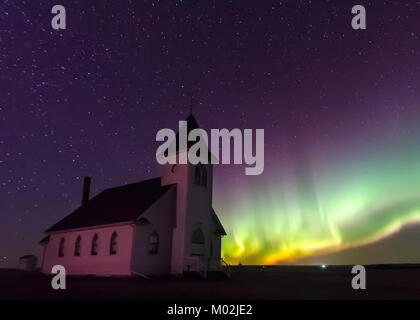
[110,232,117,255]
[194,164,207,187]
[194,164,202,185]
[58,238,65,257]
[201,166,207,187]
[191,228,205,256]
[191,228,205,244]
[91,234,98,256]
[149,232,159,254]
[74,236,81,256]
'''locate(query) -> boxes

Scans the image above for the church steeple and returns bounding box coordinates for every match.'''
[174,113,200,153]
[189,94,193,115]
[188,92,196,116]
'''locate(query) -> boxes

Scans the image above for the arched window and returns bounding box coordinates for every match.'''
[149,232,159,254]
[110,232,117,255]
[194,164,202,185]
[201,166,207,187]
[58,238,65,257]
[91,234,98,256]
[191,228,205,244]
[194,164,207,187]
[74,236,81,256]
[191,228,205,256]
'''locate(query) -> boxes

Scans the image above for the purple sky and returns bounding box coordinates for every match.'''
[2,1,420,267]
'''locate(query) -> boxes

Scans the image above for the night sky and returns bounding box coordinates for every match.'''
[2,0,420,267]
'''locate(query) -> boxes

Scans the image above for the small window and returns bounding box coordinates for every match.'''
[74,236,81,256]
[149,232,159,254]
[91,234,98,256]
[110,232,117,255]
[194,164,202,185]
[191,228,205,244]
[58,238,65,257]
[194,164,207,187]
[201,166,207,187]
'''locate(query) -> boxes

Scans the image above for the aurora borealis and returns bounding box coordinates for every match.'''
[218,100,420,265]
[219,140,420,264]
[3,0,420,268]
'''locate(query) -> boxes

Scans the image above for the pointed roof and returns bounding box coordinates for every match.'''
[174,113,200,152]
[211,208,227,236]
[45,178,175,233]
[39,235,50,244]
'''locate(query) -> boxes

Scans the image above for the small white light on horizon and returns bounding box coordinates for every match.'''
[321,264,327,269]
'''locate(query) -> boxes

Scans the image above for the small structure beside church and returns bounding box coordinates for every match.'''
[18,255,38,271]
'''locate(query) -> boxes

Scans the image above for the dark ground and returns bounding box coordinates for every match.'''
[1,265,420,300]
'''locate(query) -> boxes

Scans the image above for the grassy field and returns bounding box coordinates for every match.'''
[1,265,420,300]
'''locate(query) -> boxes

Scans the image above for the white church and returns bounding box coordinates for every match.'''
[40,114,227,277]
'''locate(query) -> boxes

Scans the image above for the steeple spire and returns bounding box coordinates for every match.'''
[189,93,193,115]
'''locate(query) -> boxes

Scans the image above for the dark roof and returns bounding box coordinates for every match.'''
[39,235,50,244]
[211,208,227,236]
[19,255,37,259]
[46,177,174,233]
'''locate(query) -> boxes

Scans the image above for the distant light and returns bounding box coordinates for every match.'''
[321,264,327,269]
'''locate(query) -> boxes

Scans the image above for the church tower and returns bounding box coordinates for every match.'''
[161,114,216,275]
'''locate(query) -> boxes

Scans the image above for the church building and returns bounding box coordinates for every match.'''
[40,114,226,277]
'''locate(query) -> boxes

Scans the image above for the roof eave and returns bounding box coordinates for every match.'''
[45,220,136,235]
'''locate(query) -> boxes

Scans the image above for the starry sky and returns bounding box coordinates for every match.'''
[2,0,420,267]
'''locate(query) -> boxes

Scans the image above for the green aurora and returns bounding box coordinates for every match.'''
[217,127,420,265]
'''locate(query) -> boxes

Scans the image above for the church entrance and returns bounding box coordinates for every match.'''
[185,228,207,277]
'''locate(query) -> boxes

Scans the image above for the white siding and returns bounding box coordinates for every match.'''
[41,224,133,276]
[130,187,176,275]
